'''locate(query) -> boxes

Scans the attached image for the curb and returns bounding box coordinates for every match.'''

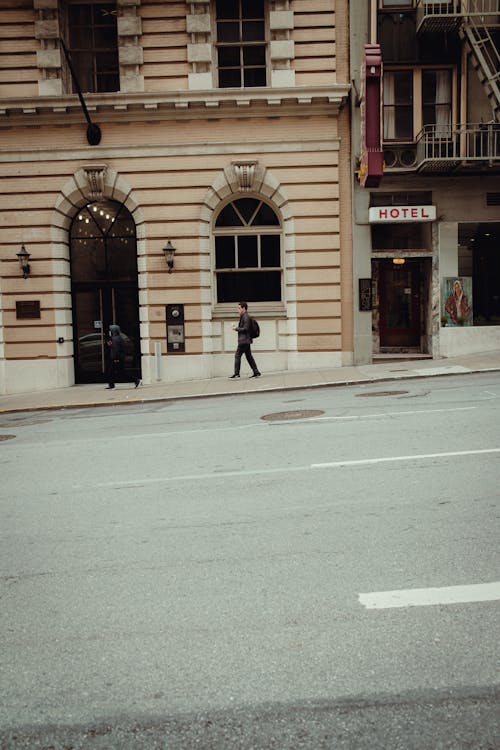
[1,365,499,416]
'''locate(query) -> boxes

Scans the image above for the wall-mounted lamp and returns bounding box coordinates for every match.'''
[16,244,31,278]
[392,257,405,265]
[163,240,176,273]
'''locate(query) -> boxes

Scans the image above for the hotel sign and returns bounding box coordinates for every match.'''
[369,205,436,223]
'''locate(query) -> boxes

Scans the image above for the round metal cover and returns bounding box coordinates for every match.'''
[356,390,409,397]
[261,409,324,421]
[0,434,16,441]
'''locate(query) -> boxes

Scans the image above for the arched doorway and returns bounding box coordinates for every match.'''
[70,199,141,383]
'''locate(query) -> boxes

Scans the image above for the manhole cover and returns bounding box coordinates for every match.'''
[261,409,324,421]
[356,390,409,397]
[0,434,16,442]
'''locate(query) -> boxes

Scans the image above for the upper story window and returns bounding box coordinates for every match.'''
[383,70,413,140]
[65,1,119,93]
[383,67,453,141]
[378,10,417,62]
[422,69,452,132]
[214,197,281,304]
[215,0,267,88]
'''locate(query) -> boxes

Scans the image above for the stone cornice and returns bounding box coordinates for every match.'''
[0,85,350,127]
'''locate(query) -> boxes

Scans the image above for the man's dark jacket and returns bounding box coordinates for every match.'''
[235,312,252,344]
[109,325,125,361]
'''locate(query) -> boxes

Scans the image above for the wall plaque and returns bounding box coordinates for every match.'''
[16,301,41,319]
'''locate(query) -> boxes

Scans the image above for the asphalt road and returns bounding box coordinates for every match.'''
[0,373,499,749]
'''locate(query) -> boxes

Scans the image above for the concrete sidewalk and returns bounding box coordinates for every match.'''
[1,350,499,415]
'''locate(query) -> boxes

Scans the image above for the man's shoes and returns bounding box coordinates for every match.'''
[105,384,115,389]
[229,374,240,378]
[250,372,261,378]
[134,378,142,388]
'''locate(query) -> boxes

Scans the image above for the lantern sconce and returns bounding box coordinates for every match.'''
[17,244,31,278]
[163,240,176,273]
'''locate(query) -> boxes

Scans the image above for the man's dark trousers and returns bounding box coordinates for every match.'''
[234,343,258,375]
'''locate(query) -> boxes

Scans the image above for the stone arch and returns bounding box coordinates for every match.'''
[200,159,294,236]
[50,165,149,379]
[51,164,146,254]
[199,159,295,303]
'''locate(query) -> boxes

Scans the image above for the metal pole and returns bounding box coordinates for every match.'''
[59,38,102,146]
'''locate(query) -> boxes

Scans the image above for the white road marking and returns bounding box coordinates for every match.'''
[305,406,476,422]
[312,447,500,470]
[359,581,500,609]
[96,447,500,488]
[96,465,306,488]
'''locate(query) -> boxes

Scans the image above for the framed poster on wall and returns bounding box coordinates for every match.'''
[442,277,473,326]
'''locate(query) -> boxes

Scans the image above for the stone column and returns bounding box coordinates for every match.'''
[34,0,62,96]
[117,0,144,93]
[270,1,295,88]
[187,1,213,90]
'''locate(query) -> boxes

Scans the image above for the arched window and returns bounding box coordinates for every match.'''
[214,197,282,304]
[70,200,136,282]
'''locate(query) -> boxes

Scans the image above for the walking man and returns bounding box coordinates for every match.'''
[230,302,261,378]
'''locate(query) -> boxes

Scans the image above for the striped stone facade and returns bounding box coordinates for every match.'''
[0,0,352,394]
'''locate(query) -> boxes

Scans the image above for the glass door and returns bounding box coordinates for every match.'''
[73,284,140,383]
[70,199,141,383]
[73,287,106,379]
[379,260,421,348]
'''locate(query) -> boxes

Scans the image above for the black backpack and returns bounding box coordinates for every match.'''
[249,316,260,339]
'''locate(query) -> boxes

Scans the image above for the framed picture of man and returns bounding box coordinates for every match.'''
[442,277,473,326]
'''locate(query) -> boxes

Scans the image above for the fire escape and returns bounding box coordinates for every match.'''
[415,0,500,172]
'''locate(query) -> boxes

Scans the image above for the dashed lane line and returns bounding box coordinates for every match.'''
[312,447,500,470]
[95,447,500,488]
[359,581,500,609]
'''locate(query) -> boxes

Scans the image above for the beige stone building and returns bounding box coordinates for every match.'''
[0,0,351,394]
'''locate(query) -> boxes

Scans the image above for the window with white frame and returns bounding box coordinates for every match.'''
[214,198,282,303]
[215,0,267,88]
[383,67,453,140]
[422,69,452,133]
[383,70,413,140]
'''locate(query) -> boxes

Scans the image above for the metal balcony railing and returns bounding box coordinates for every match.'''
[415,1,500,119]
[415,122,500,171]
[416,0,500,32]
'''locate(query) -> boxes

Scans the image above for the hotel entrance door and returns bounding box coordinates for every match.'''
[379,260,421,348]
